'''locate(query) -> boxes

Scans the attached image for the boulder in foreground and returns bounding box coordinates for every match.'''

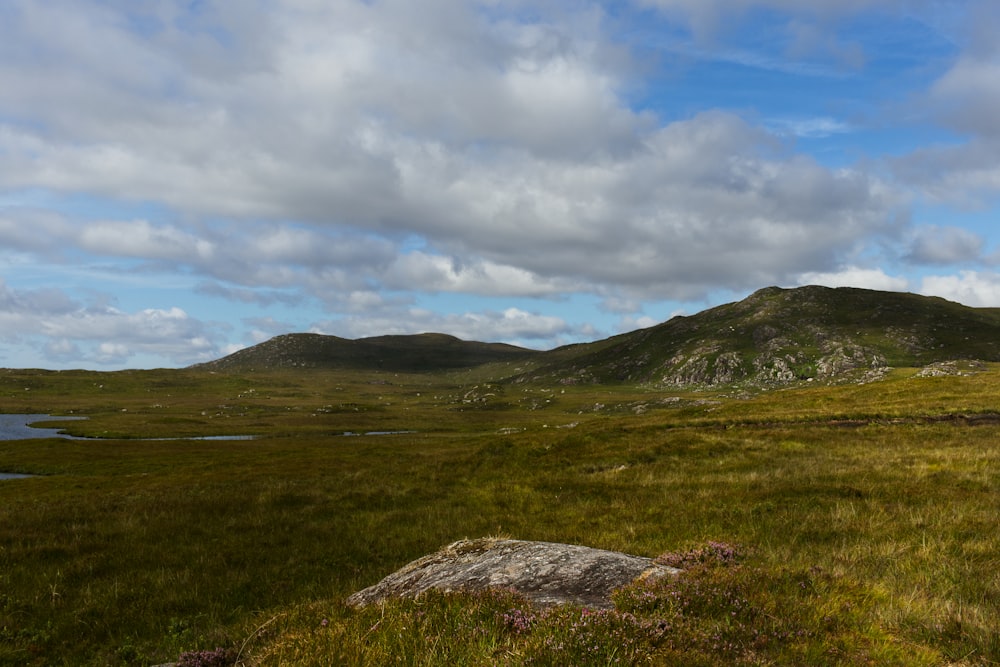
[346,538,680,609]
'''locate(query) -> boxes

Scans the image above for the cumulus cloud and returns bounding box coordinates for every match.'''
[893,140,1000,207]
[0,278,221,366]
[0,281,78,324]
[411,111,901,299]
[195,283,305,308]
[616,313,660,332]
[893,48,1000,206]
[0,0,974,367]
[891,2,1000,206]
[0,0,641,208]
[382,253,572,297]
[919,271,1000,307]
[79,220,213,262]
[0,208,76,258]
[243,317,297,340]
[0,2,903,307]
[795,267,910,291]
[905,225,985,265]
[44,338,82,363]
[314,306,581,349]
[930,56,1000,138]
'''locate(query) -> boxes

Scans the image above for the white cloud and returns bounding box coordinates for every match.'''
[1,0,988,368]
[96,342,130,365]
[195,283,304,307]
[221,342,248,356]
[44,338,81,362]
[892,4,1000,205]
[905,225,985,265]
[383,252,571,297]
[403,111,901,300]
[795,267,910,291]
[617,314,659,332]
[893,140,1000,207]
[314,306,580,349]
[79,220,213,262]
[919,271,1000,307]
[0,209,76,257]
[0,278,222,366]
[930,56,1000,138]
[0,3,904,306]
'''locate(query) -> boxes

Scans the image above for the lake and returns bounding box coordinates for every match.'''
[0,414,258,480]
[0,414,84,479]
[0,413,86,441]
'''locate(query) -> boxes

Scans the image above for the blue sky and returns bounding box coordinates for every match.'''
[1,0,999,369]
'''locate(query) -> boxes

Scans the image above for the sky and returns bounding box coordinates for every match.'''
[1,0,999,370]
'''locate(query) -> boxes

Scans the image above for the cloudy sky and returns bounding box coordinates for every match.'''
[1,0,999,369]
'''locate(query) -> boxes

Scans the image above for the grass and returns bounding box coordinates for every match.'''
[235,544,943,666]
[0,365,999,664]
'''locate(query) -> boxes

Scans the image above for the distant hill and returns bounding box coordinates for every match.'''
[191,332,539,373]
[193,286,1000,387]
[515,285,1000,388]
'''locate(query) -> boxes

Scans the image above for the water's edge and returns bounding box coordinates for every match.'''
[0,413,85,441]
[0,414,260,480]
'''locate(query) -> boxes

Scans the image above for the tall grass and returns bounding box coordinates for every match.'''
[1,366,999,664]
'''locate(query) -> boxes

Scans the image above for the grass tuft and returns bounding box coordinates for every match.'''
[2,366,1000,664]
[245,543,941,666]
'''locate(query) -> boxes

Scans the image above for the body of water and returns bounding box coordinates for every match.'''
[0,415,83,479]
[0,413,86,441]
[0,413,258,480]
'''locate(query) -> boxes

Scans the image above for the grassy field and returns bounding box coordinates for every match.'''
[1,366,999,665]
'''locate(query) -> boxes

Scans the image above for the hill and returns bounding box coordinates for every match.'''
[518,285,1000,388]
[191,331,539,372]
[194,286,1000,388]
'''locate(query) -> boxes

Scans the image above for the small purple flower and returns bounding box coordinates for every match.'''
[176,647,236,667]
[501,608,536,635]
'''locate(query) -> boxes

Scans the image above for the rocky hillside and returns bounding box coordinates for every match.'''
[517,285,1000,388]
[192,332,538,372]
[193,286,1000,388]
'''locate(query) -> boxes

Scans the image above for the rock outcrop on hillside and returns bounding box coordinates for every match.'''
[192,286,1000,390]
[515,285,1000,389]
[346,538,680,609]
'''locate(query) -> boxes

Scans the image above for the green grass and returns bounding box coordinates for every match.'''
[1,366,999,664]
[249,544,942,666]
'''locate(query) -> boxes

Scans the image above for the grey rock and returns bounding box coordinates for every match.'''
[346,538,680,609]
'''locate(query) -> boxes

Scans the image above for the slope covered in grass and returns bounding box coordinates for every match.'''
[515,285,1000,387]
[1,363,1000,664]
[192,332,538,373]
[193,286,1000,392]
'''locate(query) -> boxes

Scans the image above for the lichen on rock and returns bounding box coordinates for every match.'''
[345,538,680,609]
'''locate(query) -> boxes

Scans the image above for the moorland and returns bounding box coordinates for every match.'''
[1,285,999,665]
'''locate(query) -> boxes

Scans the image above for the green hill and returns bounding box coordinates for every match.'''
[515,285,1000,388]
[192,332,539,373]
[194,286,1000,388]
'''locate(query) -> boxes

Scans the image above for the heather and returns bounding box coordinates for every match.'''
[249,544,938,665]
[1,365,999,664]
